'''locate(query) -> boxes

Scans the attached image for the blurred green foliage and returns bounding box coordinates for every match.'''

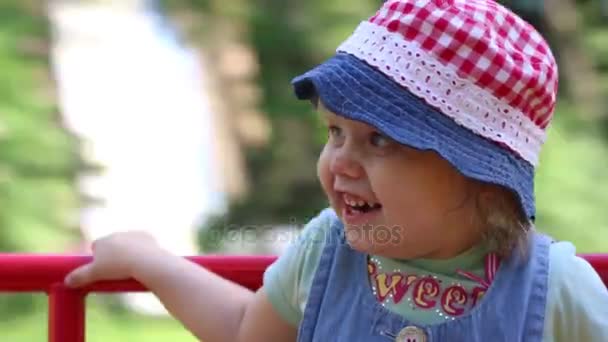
[0,0,84,318]
[0,1,82,253]
[0,0,605,339]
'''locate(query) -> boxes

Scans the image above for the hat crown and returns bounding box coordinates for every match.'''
[431,0,454,8]
[337,0,558,166]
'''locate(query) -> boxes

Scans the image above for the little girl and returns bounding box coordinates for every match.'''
[65,1,608,341]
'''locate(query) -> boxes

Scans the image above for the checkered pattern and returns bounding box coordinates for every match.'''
[371,0,558,127]
[337,0,558,166]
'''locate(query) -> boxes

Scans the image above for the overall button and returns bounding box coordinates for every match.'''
[395,325,427,342]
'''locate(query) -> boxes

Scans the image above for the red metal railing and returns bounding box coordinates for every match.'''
[0,254,276,342]
[0,254,606,342]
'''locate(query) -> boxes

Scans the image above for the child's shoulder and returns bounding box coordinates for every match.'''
[547,239,596,282]
[543,240,608,340]
[266,207,339,276]
[262,208,339,326]
[294,207,340,244]
[546,238,606,305]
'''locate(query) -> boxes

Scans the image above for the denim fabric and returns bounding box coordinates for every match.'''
[296,212,551,341]
[292,53,536,219]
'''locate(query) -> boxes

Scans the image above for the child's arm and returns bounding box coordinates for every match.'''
[64,231,297,342]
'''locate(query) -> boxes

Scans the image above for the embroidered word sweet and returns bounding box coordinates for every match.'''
[368,254,500,317]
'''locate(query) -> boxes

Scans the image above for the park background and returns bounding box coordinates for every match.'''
[1,0,607,340]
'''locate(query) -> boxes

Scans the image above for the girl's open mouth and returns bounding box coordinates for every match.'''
[341,192,383,225]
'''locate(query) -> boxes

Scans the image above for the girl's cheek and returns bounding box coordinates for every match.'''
[317,148,333,193]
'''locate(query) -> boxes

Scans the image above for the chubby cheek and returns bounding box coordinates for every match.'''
[317,148,335,204]
[371,169,426,228]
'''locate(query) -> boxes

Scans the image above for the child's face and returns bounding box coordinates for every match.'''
[317,104,483,259]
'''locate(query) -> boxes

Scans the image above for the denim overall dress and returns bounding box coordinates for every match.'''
[296,213,550,342]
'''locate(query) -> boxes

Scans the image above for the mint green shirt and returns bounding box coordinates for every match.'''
[264,209,608,341]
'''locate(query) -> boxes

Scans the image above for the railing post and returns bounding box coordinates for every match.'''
[48,284,85,342]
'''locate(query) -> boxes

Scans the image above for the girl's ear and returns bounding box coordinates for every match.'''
[476,185,494,204]
[473,182,498,218]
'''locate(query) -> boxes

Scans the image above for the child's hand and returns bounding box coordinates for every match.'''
[64,231,161,288]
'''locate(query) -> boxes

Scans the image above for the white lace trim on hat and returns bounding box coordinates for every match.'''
[336,21,545,166]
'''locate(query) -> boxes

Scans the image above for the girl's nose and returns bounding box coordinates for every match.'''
[329,146,363,179]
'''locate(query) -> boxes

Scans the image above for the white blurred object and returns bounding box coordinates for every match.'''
[48,0,227,316]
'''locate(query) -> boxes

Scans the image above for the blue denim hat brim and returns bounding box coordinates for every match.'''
[292,53,535,219]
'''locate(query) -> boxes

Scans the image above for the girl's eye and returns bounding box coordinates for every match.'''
[328,125,342,139]
[370,132,392,148]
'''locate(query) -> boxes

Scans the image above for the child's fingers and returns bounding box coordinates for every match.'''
[64,263,97,288]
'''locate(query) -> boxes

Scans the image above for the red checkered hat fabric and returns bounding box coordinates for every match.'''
[336,0,558,166]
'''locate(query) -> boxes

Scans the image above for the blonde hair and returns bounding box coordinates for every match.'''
[476,185,533,259]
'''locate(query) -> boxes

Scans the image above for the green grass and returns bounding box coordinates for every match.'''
[0,295,197,341]
[86,307,197,342]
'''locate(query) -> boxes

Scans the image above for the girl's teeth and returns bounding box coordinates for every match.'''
[342,193,381,208]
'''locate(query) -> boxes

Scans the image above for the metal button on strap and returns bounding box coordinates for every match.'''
[395,325,427,342]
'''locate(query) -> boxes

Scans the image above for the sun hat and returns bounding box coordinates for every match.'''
[292,0,559,220]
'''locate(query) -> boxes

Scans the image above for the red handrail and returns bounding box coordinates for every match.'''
[0,254,276,342]
[0,254,605,342]
[0,255,276,292]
